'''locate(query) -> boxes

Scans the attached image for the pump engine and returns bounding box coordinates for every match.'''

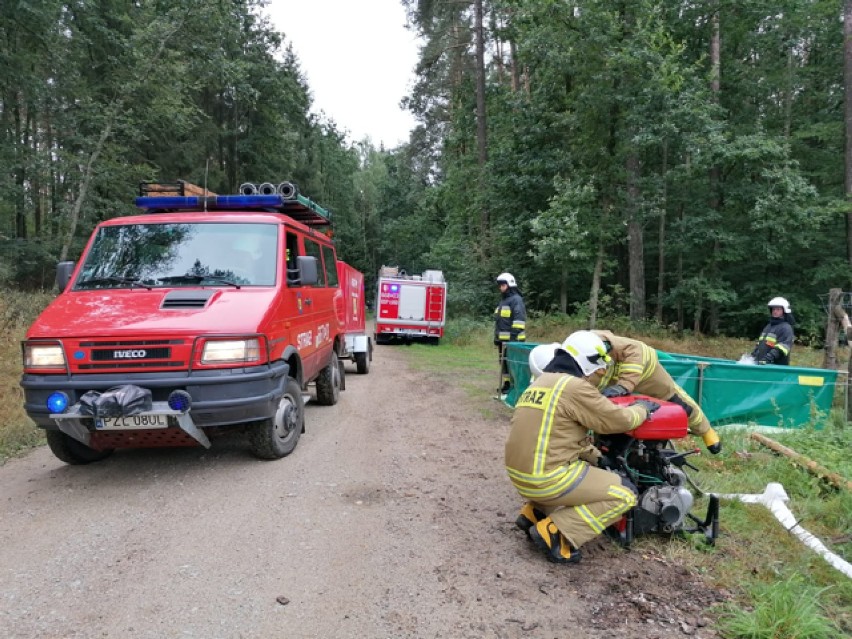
[595,396,719,546]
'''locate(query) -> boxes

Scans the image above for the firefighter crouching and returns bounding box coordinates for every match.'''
[589,330,722,455]
[493,272,527,396]
[505,332,660,564]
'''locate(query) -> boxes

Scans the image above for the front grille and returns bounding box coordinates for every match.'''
[91,347,171,361]
[72,338,188,371]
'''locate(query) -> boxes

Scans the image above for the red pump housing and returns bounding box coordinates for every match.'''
[610,395,689,440]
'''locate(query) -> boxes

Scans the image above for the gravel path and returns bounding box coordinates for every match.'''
[0,343,722,639]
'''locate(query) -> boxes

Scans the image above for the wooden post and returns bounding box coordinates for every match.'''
[750,432,852,492]
[823,289,841,369]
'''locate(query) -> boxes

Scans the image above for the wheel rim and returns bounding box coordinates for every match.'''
[273,394,299,439]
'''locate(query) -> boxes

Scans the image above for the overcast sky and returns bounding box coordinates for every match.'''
[266,1,420,148]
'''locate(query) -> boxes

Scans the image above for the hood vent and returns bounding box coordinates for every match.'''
[161,290,215,309]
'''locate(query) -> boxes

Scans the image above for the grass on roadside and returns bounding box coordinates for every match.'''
[404,316,852,639]
[0,289,54,460]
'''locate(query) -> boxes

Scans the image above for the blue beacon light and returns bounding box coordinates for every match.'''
[391,284,399,292]
[47,392,70,414]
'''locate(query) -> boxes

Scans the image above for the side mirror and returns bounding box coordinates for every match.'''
[56,261,76,291]
[296,255,318,287]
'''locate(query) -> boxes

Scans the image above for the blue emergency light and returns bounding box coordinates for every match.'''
[135,195,285,211]
[167,390,192,412]
[391,284,399,292]
[47,392,70,413]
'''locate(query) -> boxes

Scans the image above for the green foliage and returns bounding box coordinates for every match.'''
[718,575,839,639]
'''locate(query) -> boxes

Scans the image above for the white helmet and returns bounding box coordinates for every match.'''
[496,272,517,288]
[529,343,560,379]
[562,330,611,377]
[767,297,791,313]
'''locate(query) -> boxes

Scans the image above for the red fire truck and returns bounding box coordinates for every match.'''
[375,266,447,344]
[20,181,363,464]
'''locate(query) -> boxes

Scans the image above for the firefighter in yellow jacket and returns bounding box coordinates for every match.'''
[588,330,721,454]
[505,331,660,564]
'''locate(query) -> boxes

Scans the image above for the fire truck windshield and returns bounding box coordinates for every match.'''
[74,222,278,289]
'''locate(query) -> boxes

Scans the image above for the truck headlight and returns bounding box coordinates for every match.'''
[201,339,260,364]
[24,344,67,369]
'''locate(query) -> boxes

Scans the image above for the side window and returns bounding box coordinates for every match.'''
[303,238,326,287]
[285,232,300,286]
[322,245,338,288]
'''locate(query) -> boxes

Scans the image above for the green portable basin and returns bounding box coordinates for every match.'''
[504,343,840,429]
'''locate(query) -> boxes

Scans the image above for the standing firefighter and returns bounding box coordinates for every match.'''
[588,330,722,455]
[751,297,795,365]
[505,332,659,564]
[493,272,526,396]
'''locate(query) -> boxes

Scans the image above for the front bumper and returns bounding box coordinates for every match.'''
[21,360,290,430]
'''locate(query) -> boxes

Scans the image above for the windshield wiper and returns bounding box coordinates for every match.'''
[77,276,153,290]
[157,274,241,289]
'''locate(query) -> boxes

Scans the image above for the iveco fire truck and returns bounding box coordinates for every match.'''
[21,180,365,464]
[375,266,447,344]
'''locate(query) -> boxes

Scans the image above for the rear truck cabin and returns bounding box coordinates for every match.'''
[375,266,447,345]
[20,181,355,464]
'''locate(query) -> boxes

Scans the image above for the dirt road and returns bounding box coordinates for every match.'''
[0,344,724,639]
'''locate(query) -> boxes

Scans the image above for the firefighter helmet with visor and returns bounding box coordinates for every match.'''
[496,272,517,288]
[767,296,791,313]
[562,330,611,377]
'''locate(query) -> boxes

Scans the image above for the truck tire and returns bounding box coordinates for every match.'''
[249,377,304,459]
[355,339,371,374]
[315,352,342,405]
[45,430,114,465]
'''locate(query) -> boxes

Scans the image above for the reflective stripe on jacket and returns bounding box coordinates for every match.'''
[494,290,526,342]
[504,373,648,500]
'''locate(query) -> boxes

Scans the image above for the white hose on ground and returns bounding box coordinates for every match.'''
[713,483,852,580]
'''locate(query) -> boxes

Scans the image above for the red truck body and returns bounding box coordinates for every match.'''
[335,261,372,373]
[20,182,361,463]
[375,268,446,344]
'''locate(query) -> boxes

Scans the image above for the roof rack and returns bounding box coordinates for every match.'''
[135,181,332,227]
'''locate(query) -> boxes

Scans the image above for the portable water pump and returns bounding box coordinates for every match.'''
[596,396,720,546]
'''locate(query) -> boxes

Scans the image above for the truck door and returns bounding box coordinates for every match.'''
[285,231,324,382]
[301,237,336,378]
[398,284,426,321]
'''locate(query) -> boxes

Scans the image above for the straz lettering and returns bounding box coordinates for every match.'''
[296,331,313,350]
[113,349,147,359]
[315,323,330,347]
[516,387,552,410]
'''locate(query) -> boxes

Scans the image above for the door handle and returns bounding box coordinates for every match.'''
[305,298,313,305]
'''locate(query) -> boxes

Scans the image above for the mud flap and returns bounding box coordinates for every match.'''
[174,412,211,448]
[55,417,92,447]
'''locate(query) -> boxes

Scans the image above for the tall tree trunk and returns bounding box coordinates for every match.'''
[474,0,489,239]
[626,152,645,321]
[784,46,793,140]
[559,265,568,314]
[677,203,684,334]
[708,2,721,334]
[693,270,703,333]
[14,95,27,239]
[656,140,668,323]
[589,240,605,329]
[509,38,520,92]
[845,0,852,281]
[59,118,113,261]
